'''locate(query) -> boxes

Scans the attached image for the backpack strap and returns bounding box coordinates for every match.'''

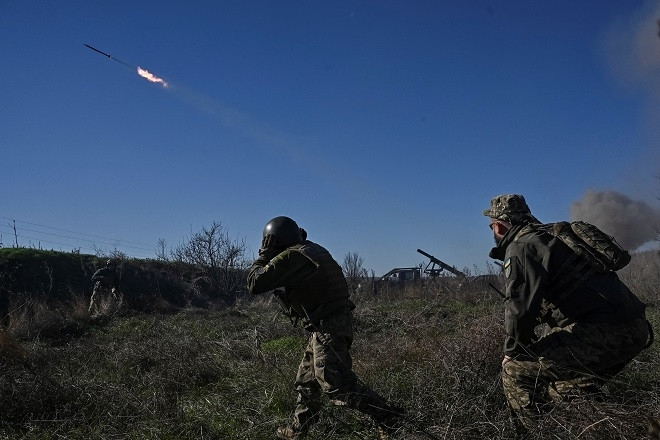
[644,320,654,349]
[540,253,597,317]
[512,223,599,317]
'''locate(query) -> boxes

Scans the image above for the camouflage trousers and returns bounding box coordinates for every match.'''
[88,283,123,318]
[502,318,650,429]
[291,307,401,432]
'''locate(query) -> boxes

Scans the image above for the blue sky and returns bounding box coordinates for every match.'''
[1,1,659,275]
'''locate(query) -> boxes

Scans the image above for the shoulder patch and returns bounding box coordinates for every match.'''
[504,258,512,278]
[254,263,273,276]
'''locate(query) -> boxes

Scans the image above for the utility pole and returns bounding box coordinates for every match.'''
[12,219,18,247]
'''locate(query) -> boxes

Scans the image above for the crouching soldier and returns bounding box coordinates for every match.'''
[484,194,652,432]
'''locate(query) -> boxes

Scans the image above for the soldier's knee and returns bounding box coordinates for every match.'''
[502,358,547,381]
[502,359,551,409]
[502,359,525,386]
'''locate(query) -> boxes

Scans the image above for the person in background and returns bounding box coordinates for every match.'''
[88,259,122,318]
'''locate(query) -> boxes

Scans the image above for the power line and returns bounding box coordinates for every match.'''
[0,216,153,247]
[0,224,153,252]
[0,216,156,256]
[3,234,99,253]
[0,231,154,256]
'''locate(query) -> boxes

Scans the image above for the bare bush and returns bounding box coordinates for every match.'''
[156,237,169,261]
[342,251,368,294]
[171,222,249,302]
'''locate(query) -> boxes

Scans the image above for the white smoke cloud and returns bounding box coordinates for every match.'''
[602,2,660,95]
[570,189,659,251]
[602,3,660,177]
[597,4,660,218]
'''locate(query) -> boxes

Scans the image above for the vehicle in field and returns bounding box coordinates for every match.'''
[373,249,502,294]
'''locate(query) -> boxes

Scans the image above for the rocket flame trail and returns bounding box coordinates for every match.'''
[84,43,169,88]
[137,67,169,88]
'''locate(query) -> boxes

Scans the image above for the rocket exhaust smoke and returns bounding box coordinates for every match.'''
[570,189,659,251]
[84,43,169,88]
[136,67,169,87]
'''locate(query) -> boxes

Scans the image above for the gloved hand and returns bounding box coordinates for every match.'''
[259,234,277,254]
[257,234,278,263]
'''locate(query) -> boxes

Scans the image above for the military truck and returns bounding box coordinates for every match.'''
[373,249,466,293]
[373,249,502,294]
[377,266,423,285]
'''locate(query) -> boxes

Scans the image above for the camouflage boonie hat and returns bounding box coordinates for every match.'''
[483,194,540,225]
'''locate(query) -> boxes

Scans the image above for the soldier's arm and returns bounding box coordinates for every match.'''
[91,267,109,282]
[503,241,548,357]
[246,249,313,295]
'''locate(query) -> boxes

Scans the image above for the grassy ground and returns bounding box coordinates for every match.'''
[0,289,658,439]
[0,251,658,439]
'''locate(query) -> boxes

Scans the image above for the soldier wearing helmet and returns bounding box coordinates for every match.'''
[88,258,122,319]
[247,216,404,439]
[484,194,650,432]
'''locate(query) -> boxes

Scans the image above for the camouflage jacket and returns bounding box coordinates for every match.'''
[490,224,646,357]
[247,240,353,325]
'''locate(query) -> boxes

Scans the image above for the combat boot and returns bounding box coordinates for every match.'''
[377,420,403,439]
[377,425,392,440]
[376,408,405,439]
[275,425,306,439]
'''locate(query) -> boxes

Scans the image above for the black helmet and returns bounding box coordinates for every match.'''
[263,216,303,247]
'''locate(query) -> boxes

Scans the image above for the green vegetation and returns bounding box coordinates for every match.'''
[0,249,658,439]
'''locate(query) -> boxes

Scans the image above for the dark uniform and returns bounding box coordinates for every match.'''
[484,195,651,429]
[247,217,402,439]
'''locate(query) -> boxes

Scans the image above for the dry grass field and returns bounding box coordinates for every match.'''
[0,251,658,439]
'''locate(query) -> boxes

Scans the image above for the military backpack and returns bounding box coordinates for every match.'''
[518,220,630,273]
[516,220,631,315]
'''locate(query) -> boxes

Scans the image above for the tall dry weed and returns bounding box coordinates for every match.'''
[0,259,657,439]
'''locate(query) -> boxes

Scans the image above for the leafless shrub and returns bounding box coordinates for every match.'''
[171,222,249,302]
[342,251,369,294]
[156,237,169,261]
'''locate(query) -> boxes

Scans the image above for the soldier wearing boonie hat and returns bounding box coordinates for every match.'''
[483,194,540,225]
[483,194,650,434]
